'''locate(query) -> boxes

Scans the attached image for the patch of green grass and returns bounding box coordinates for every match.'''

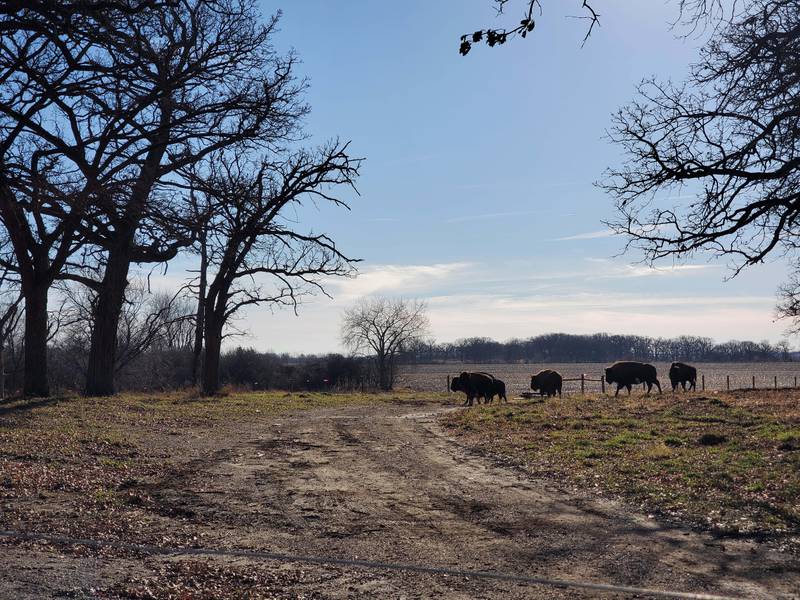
[440,390,800,538]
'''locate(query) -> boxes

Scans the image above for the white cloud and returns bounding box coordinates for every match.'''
[598,263,718,279]
[156,258,783,353]
[553,229,616,241]
[424,292,781,344]
[327,262,472,299]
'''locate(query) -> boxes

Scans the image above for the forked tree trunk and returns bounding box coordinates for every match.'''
[84,247,132,396]
[201,315,223,396]
[22,282,49,397]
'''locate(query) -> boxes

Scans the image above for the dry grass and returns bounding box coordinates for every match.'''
[440,389,800,544]
[0,389,440,546]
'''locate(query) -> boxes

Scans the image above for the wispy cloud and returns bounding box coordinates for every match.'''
[454,180,581,191]
[553,229,615,241]
[446,210,540,224]
[594,263,719,279]
[424,291,780,344]
[330,262,472,299]
[381,153,438,166]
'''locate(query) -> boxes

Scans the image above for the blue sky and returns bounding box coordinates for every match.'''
[155,1,792,353]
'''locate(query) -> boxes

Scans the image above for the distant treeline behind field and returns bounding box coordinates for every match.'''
[3,331,791,395]
[399,333,795,365]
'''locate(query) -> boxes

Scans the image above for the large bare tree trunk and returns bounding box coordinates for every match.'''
[84,246,132,396]
[201,314,223,396]
[192,232,207,384]
[377,354,391,391]
[22,282,49,397]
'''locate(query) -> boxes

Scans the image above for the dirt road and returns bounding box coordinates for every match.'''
[1,399,798,598]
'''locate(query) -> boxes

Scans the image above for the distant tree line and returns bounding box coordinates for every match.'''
[0,316,793,394]
[399,333,794,364]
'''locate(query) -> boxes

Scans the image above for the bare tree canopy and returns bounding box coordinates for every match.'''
[341,297,429,391]
[602,0,800,317]
[185,144,361,395]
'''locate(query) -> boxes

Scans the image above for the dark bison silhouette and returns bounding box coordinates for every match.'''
[530,369,563,397]
[669,362,697,392]
[604,361,661,397]
[476,373,507,403]
[450,371,495,406]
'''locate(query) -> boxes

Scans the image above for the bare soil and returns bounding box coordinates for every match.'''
[1,395,798,599]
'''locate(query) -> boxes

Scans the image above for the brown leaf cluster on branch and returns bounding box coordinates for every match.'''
[458,0,598,55]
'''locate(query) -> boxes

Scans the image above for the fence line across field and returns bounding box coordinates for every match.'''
[446,372,800,395]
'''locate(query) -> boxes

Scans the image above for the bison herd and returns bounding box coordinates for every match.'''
[450,361,698,406]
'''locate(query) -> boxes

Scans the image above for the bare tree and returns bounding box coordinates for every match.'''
[0,0,307,396]
[57,279,193,376]
[184,145,360,396]
[64,0,309,396]
[341,297,429,391]
[0,2,118,396]
[602,0,800,316]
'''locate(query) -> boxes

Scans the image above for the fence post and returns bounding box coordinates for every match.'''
[580,373,585,395]
[601,375,605,394]
[795,376,797,389]
[447,375,450,393]
[774,375,778,390]
[752,375,756,390]
[726,375,730,391]
[701,374,705,391]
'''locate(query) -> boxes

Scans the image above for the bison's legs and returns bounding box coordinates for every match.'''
[654,379,662,394]
[626,384,632,395]
[645,381,652,395]
[614,384,622,397]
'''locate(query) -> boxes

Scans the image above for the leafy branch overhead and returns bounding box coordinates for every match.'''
[459,0,599,55]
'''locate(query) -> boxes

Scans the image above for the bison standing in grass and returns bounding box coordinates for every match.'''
[669,362,697,392]
[604,361,661,397]
[530,369,562,397]
[450,372,495,406]
[484,375,507,403]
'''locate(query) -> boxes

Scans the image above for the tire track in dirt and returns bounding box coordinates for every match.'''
[1,400,797,599]
[173,401,798,599]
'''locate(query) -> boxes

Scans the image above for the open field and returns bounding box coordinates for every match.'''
[1,389,799,598]
[398,362,800,395]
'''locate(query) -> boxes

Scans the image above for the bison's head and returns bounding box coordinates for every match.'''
[450,376,463,392]
[530,375,539,391]
[604,367,615,383]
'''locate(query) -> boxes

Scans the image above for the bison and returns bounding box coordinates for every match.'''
[483,375,507,403]
[604,361,661,397]
[669,362,697,392]
[530,369,563,397]
[450,371,495,406]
